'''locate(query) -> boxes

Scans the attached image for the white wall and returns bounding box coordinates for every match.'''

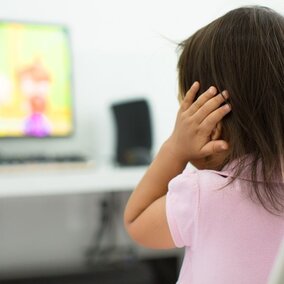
[0,0,283,278]
[0,0,282,162]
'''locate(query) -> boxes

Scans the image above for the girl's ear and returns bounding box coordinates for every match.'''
[211,121,222,140]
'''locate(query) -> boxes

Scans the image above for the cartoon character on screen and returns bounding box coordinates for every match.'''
[18,59,52,137]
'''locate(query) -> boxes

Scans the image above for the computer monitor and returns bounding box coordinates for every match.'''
[0,21,73,138]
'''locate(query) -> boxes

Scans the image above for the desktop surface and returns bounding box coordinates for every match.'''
[0,163,147,198]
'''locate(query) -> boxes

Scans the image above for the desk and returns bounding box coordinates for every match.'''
[0,163,183,279]
[0,163,147,198]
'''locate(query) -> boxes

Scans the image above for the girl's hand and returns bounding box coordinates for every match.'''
[165,82,231,170]
[124,82,231,249]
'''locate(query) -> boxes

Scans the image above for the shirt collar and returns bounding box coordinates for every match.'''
[219,157,283,183]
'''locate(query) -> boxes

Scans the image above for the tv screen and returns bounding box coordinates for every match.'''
[0,21,73,138]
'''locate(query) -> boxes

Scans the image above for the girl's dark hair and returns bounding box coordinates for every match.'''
[177,6,284,213]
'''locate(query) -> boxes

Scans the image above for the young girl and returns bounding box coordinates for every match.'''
[124,6,284,284]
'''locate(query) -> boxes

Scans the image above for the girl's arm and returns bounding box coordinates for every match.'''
[124,82,231,249]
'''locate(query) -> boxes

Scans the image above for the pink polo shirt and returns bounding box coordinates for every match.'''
[166,163,284,284]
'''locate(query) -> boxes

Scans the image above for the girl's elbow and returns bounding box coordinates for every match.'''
[124,220,152,248]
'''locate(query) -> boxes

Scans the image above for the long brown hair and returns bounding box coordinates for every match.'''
[177,6,284,213]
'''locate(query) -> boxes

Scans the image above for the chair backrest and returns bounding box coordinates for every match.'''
[268,239,284,284]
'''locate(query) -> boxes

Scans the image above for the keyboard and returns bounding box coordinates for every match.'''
[0,154,88,165]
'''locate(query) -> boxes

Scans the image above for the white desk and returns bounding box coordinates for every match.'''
[0,163,147,198]
[0,163,184,279]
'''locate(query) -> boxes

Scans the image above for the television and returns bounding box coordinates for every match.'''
[0,21,73,138]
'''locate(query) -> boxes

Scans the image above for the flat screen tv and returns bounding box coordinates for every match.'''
[0,21,73,138]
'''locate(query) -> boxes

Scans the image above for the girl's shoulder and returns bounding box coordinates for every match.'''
[169,165,232,195]
[171,159,283,195]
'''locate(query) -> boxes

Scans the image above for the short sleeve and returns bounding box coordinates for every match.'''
[166,169,200,248]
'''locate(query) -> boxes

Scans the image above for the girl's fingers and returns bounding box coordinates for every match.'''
[199,103,231,136]
[186,86,218,115]
[180,81,200,111]
[194,91,229,124]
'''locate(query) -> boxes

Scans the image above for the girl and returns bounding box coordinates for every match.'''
[124,6,284,284]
